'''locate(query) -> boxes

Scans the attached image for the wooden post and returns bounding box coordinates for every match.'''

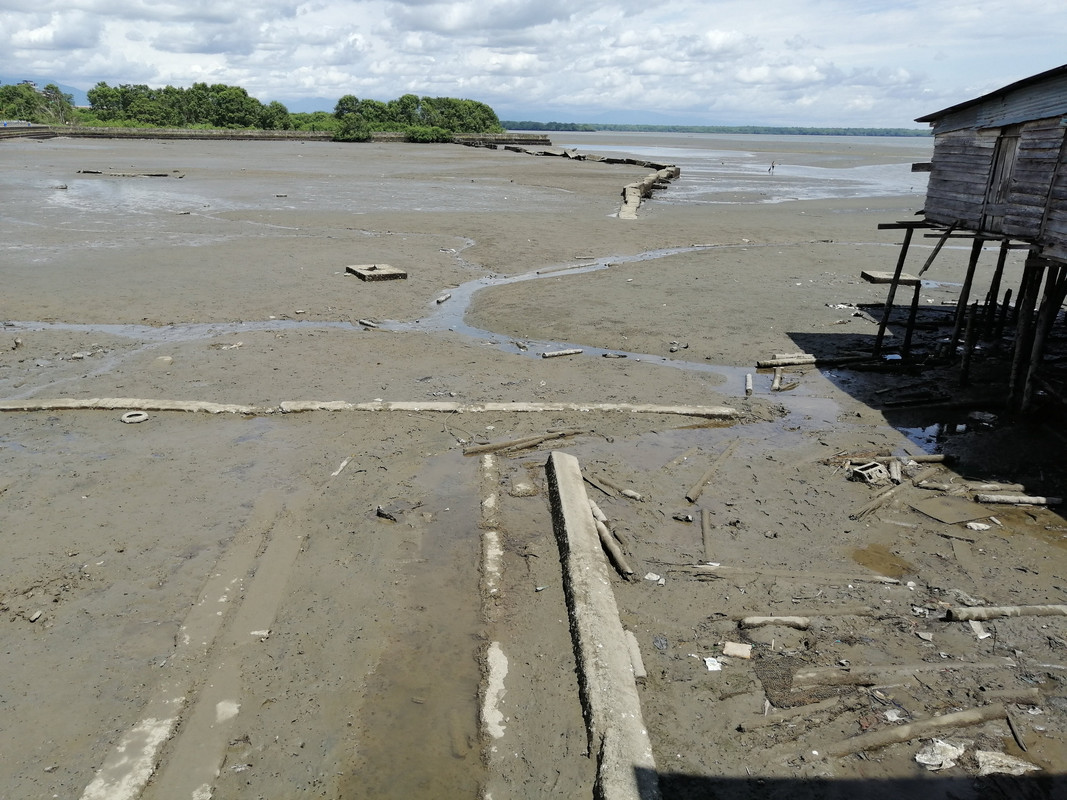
[1012,264,1033,326]
[902,280,922,357]
[1020,265,1067,412]
[959,301,979,387]
[874,226,915,356]
[1009,257,1047,409]
[982,240,1011,340]
[995,287,1013,341]
[947,236,986,355]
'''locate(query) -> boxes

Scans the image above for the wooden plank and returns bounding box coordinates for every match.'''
[928,175,990,193]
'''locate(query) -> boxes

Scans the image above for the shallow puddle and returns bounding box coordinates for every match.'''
[851,543,915,579]
[339,451,485,798]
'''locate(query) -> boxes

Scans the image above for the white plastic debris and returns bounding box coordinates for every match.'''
[975,750,1039,776]
[915,739,965,771]
[644,572,661,582]
[966,522,992,531]
[703,657,723,671]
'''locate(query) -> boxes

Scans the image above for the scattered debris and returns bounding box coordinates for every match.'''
[914,739,965,771]
[848,461,892,486]
[541,348,583,358]
[975,750,1040,777]
[463,429,584,456]
[330,456,353,477]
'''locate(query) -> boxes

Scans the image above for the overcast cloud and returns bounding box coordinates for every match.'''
[1,0,1062,126]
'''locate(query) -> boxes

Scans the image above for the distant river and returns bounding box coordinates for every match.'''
[548,130,933,204]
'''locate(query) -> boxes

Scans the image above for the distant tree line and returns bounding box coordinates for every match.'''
[84,82,292,129]
[503,121,931,136]
[0,80,505,141]
[332,94,503,141]
[0,81,77,124]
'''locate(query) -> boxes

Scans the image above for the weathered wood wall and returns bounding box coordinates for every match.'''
[923,128,996,228]
[1002,118,1065,240]
[1043,144,1067,262]
[924,115,1067,263]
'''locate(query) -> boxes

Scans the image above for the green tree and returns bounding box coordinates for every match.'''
[260,100,292,130]
[335,114,371,141]
[334,94,360,118]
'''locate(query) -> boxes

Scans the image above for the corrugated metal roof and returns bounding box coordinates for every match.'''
[916,64,1067,125]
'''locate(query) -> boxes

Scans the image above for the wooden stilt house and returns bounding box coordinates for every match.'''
[876,64,1067,411]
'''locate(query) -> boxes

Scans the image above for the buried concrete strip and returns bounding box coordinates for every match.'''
[545,450,661,800]
[0,398,737,419]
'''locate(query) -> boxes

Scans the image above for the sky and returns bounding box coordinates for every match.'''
[1,0,1064,127]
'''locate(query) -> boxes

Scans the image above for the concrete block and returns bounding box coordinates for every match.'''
[346,264,407,281]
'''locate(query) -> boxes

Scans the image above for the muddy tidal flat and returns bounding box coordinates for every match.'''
[1,133,1066,800]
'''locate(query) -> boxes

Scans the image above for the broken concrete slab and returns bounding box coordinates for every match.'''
[545,450,660,800]
[346,264,407,281]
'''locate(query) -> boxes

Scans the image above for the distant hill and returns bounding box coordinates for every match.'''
[0,75,89,106]
[502,121,931,137]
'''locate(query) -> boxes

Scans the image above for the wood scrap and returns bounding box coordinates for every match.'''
[679,564,898,584]
[975,493,1062,506]
[463,429,584,455]
[740,616,810,630]
[824,704,1006,758]
[736,696,850,732]
[593,516,634,579]
[850,465,941,520]
[685,440,739,503]
[946,604,1067,622]
[729,605,877,621]
[793,660,1015,688]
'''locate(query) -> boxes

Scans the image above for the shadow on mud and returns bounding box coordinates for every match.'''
[650,768,1067,800]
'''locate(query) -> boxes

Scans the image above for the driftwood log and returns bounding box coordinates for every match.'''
[946,604,1067,621]
[825,704,1007,758]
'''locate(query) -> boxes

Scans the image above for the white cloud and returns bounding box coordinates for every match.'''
[0,0,1062,126]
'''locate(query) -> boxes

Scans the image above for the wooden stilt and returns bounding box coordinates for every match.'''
[902,281,922,357]
[995,287,1013,340]
[1012,264,1033,326]
[947,236,986,355]
[1009,258,1048,409]
[874,226,914,356]
[1021,265,1067,411]
[982,240,1011,340]
[960,301,979,387]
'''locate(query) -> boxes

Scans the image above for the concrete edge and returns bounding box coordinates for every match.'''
[545,450,661,800]
[0,398,736,419]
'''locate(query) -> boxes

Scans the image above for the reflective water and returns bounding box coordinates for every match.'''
[555,132,931,203]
